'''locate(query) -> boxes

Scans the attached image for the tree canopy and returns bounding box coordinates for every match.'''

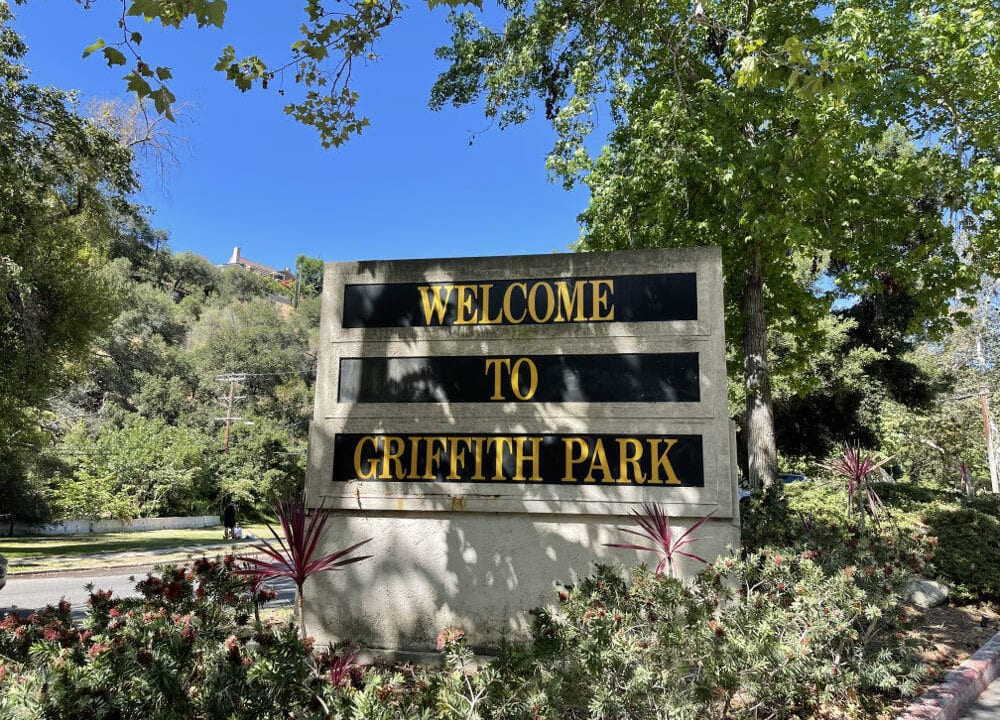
[0,2,142,440]
[430,0,1000,486]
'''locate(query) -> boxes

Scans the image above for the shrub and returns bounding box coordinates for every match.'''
[237,494,371,637]
[925,504,1000,601]
[821,444,892,529]
[604,502,714,577]
[0,502,936,720]
[454,544,930,720]
[0,556,343,719]
[740,482,804,550]
[0,547,933,720]
[778,480,1000,602]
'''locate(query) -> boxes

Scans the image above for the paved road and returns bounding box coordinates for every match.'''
[1,567,295,619]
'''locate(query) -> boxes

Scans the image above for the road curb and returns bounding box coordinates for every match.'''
[897,630,1000,720]
[7,543,256,578]
[11,563,167,579]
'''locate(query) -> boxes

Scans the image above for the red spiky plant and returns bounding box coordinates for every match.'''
[821,443,892,529]
[605,502,715,578]
[239,494,371,637]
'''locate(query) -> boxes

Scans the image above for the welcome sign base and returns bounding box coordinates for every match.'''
[303,510,740,650]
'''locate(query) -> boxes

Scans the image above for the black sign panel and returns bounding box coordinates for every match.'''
[338,353,700,403]
[342,273,697,328]
[333,433,704,486]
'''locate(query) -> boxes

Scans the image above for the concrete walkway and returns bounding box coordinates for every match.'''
[959,679,1000,719]
[897,631,1000,720]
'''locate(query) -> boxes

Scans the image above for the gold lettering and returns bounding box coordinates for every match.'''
[591,279,615,321]
[418,285,453,325]
[408,436,421,480]
[585,439,613,483]
[479,284,503,324]
[446,437,467,480]
[648,438,681,485]
[487,436,514,480]
[563,437,589,481]
[484,358,511,400]
[418,278,619,326]
[511,357,538,400]
[502,282,528,324]
[555,280,587,322]
[353,435,379,480]
[422,436,448,479]
[528,282,555,323]
[454,285,479,325]
[514,437,542,481]
[616,438,646,484]
[379,436,406,480]
[470,436,486,480]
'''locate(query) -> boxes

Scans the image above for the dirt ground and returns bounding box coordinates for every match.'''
[918,601,1000,671]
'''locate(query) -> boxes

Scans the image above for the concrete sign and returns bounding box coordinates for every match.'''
[303,247,738,652]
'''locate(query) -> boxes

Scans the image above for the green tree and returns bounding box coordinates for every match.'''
[0,3,142,453]
[771,290,945,464]
[215,415,305,515]
[186,298,312,399]
[164,250,220,299]
[294,254,324,298]
[430,0,1000,487]
[63,415,215,517]
[218,266,284,303]
[883,288,1000,492]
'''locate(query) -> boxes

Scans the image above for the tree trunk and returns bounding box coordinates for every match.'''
[296,586,307,639]
[743,240,778,489]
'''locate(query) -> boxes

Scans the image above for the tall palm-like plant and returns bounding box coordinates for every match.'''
[605,502,715,578]
[239,495,371,637]
[821,443,892,529]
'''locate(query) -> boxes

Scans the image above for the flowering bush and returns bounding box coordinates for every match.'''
[0,555,349,719]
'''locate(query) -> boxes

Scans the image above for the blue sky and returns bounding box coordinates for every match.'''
[10,1,590,271]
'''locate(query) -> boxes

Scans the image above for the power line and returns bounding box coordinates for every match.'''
[214,368,314,381]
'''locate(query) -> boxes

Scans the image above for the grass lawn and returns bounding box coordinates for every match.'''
[0,526,267,561]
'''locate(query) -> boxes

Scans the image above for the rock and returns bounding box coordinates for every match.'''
[907,578,950,608]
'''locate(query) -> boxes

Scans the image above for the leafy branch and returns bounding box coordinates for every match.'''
[79,0,476,147]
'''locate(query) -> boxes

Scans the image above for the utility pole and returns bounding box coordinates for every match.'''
[215,373,247,453]
[975,335,999,494]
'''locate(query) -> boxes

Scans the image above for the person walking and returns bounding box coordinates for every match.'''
[222,500,237,540]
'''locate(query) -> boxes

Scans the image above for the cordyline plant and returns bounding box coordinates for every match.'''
[605,502,715,578]
[821,443,892,530]
[239,494,371,637]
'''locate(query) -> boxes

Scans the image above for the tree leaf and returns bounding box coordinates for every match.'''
[82,38,105,58]
[124,71,152,98]
[102,47,127,67]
